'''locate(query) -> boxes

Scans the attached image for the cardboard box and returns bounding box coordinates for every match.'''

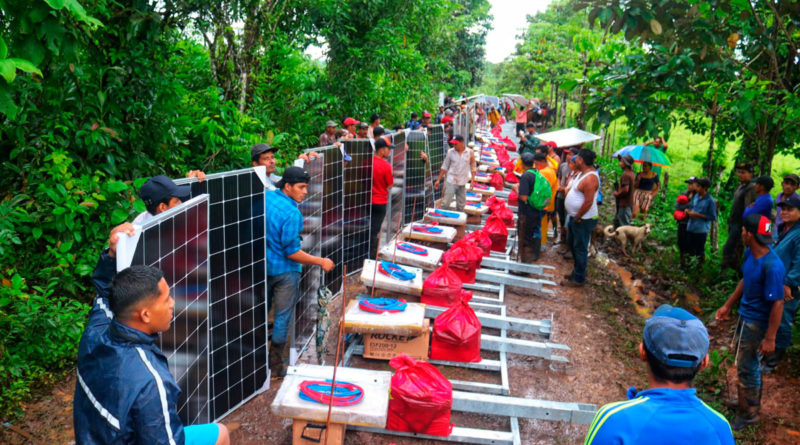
[363,318,430,361]
[292,419,345,445]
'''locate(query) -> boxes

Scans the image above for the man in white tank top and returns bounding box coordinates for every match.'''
[563,149,599,287]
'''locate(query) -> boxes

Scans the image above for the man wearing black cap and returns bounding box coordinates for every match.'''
[684,178,717,264]
[775,174,800,231]
[134,173,199,224]
[435,135,475,211]
[366,114,381,139]
[369,137,394,259]
[743,175,774,220]
[612,154,635,228]
[722,162,757,274]
[517,153,542,262]
[265,167,335,377]
[763,194,800,372]
[319,120,338,147]
[716,214,786,430]
[586,304,733,444]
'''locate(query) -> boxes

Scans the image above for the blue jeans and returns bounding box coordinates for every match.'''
[736,319,766,389]
[776,291,800,349]
[567,218,597,284]
[268,271,301,344]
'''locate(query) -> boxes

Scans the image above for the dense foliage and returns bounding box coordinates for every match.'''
[0,0,490,418]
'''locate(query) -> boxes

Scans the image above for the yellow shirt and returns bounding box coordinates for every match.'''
[547,155,559,171]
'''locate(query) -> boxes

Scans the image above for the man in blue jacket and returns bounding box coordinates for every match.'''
[74,239,229,444]
[685,178,717,264]
[584,304,733,445]
[763,194,800,372]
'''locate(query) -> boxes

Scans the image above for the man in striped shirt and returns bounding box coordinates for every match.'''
[585,305,733,444]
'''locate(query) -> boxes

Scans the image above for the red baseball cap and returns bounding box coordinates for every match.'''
[743,214,773,245]
[544,141,557,148]
[449,135,464,145]
[422,111,431,118]
[343,117,360,126]
[441,116,454,123]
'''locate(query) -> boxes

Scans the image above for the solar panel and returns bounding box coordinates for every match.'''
[315,145,345,295]
[174,167,269,420]
[292,154,324,356]
[385,132,407,244]
[115,195,211,425]
[342,139,374,274]
[404,130,431,224]
[427,124,448,184]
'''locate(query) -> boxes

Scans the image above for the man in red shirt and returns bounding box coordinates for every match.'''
[369,137,394,258]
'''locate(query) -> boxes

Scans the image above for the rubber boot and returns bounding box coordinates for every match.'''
[531,238,541,261]
[519,246,534,264]
[269,342,287,378]
[732,385,761,431]
[761,348,786,374]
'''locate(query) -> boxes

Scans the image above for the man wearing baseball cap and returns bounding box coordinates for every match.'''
[684,178,717,264]
[716,214,786,430]
[134,174,197,224]
[762,194,800,372]
[265,166,335,377]
[774,173,800,230]
[722,162,757,274]
[586,304,733,444]
[435,135,475,211]
[343,117,359,137]
[319,120,338,147]
[356,121,369,139]
[368,137,394,259]
[419,111,432,129]
[743,175,774,220]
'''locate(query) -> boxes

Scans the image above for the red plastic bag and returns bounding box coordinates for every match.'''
[443,240,484,284]
[505,169,519,184]
[492,203,514,228]
[486,195,505,209]
[494,146,510,164]
[508,191,519,207]
[463,230,492,257]
[430,295,482,363]
[500,136,517,151]
[387,354,454,436]
[422,261,463,307]
[489,172,505,191]
[484,214,509,252]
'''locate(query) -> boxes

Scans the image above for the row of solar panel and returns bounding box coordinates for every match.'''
[113,127,450,425]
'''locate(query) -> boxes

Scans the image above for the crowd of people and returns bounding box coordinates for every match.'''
[68,93,799,444]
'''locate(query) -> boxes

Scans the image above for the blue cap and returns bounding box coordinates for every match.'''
[643,304,709,368]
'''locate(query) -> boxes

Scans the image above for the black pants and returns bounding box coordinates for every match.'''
[677,222,689,254]
[555,195,566,229]
[686,231,708,263]
[516,122,525,135]
[721,223,744,273]
[369,204,387,259]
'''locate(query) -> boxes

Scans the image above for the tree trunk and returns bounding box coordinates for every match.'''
[559,93,567,127]
[577,52,589,130]
[705,112,716,178]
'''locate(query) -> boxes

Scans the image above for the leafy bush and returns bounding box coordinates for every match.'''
[0,273,88,420]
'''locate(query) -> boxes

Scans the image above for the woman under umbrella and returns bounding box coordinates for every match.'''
[633,161,660,219]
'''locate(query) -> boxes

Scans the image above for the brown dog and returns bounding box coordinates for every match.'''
[603,224,652,256]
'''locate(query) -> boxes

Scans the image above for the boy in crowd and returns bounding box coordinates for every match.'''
[612,154,635,228]
[585,304,733,444]
[716,214,786,430]
[742,175,774,220]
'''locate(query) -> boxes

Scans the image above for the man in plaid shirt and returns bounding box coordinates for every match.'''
[265,167,335,377]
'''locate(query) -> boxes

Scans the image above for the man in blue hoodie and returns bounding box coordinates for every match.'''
[585,305,733,444]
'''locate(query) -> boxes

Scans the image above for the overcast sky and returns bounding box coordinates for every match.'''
[485,0,553,63]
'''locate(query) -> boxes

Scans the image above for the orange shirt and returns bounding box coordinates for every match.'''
[538,165,558,212]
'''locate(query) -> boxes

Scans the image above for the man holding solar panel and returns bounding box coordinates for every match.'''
[265,166,336,378]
